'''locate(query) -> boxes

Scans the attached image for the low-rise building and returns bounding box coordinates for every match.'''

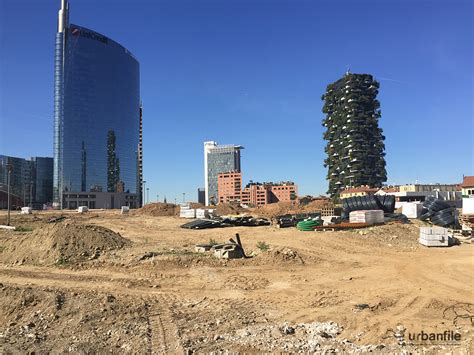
[460,176,474,197]
[398,184,458,193]
[217,172,297,207]
[63,191,138,209]
[340,186,378,199]
[241,184,269,207]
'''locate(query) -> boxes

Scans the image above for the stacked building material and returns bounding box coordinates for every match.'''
[349,210,384,225]
[275,213,321,228]
[196,208,215,219]
[402,202,423,219]
[181,219,225,229]
[419,226,454,247]
[179,205,196,218]
[383,213,409,224]
[296,219,321,231]
[342,195,395,219]
[419,197,455,227]
[313,222,369,231]
[181,216,270,229]
[221,216,271,227]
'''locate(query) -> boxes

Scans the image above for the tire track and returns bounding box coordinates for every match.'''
[146,295,183,354]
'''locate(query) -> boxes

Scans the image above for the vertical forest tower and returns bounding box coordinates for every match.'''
[321,73,387,197]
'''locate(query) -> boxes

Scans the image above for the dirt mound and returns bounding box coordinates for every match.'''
[252,202,294,217]
[189,202,205,209]
[251,200,336,218]
[0,223,130,265]
[300,199,332,212]
[134,202,179,216]
[215,203,248,216]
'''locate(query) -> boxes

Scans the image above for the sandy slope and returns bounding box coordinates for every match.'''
[0,211,472,353]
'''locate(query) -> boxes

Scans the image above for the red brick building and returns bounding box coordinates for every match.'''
[217,172,242,204]
[217,172,297,206]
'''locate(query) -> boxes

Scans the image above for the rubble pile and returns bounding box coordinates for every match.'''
[0,285,149,353]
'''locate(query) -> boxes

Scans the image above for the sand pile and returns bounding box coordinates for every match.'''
[252,200,333,218]
[134,202,179,216]
[0,223,130,265]
[300,199,332,212]
[215,203,248,216]
[252,202,294,217]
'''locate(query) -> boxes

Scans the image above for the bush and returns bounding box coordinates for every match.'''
[256,241,270,252]
[209,238,219,246]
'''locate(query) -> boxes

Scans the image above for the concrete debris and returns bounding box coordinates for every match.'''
[196,233,248,259]
[223,321,342,352]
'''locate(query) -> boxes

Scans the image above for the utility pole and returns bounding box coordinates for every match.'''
[146,187,150,205]
[29,183,33,209]
[157,194,159,203]
[7,163,12,226]
[182,192,186,203]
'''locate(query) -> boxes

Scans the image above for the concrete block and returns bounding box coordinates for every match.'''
[213,244,243,259]
[420,226,447,235]
[21,207,32,215]
[462,198,474,215]
[402,202,423,219]
[419,235,453,247]
[77,206,88,213]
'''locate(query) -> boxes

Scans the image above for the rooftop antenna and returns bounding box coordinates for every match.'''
[345,66,351,76]
[58,0,69,33]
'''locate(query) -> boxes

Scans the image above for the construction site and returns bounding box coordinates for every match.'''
[0,200,472,353]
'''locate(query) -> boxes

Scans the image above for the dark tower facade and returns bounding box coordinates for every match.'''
[321,72,387,197]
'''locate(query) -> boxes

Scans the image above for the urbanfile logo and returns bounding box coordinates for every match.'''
[407,330,461,345]
[71,27,108,44]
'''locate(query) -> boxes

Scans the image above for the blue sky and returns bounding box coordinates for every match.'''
[0,0,472,202]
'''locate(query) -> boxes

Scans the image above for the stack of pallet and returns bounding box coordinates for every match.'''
[419,226,454,247]
[349,210,384,225]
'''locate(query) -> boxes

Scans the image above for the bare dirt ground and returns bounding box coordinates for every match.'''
[0,210,472,353]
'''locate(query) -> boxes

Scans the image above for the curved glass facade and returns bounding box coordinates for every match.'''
[53,23,140,207]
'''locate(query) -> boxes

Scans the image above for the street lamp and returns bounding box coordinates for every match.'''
[157,194,159,203]
[146,187,150,205]
[142,180,147,206]
[7,163,12,226]
[182,192,186,203]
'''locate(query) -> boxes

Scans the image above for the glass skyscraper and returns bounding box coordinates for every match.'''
[53,0,141,209]
[0,155,53,209]
[204,141,243,205]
